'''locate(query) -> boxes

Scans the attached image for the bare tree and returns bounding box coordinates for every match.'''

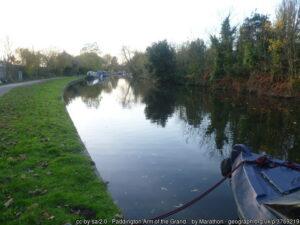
[121,46,132,64]
[2,37,16,81]
[80,42,101,55]
[276,0,300,77]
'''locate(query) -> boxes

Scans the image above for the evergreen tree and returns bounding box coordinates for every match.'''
[236,13,272,75]
[210,16,236,80]
[146,40,177,83]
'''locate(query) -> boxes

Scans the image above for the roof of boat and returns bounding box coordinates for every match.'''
[237,147,300,195]
[231,144,300,219]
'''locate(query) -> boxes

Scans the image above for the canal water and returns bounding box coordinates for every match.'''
[64,77,299,220]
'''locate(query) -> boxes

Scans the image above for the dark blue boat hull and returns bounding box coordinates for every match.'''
[230,144,300,220]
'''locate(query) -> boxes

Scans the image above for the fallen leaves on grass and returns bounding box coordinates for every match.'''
[18,154,27,161]
[28,189,48,196]
[4,198,13,208]
[42,211,55,220]
[39,161,48,168]
[70,206,96,219]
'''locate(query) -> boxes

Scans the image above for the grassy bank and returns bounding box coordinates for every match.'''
[0,78,119,225]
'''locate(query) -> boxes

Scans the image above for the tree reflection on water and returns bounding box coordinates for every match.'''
[64,77,300,161]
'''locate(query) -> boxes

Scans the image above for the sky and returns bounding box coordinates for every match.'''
[0,0,281,58]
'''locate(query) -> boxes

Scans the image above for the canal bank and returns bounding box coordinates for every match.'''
[0,77,119,225]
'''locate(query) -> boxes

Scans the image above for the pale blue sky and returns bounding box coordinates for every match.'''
[0,0,281,58]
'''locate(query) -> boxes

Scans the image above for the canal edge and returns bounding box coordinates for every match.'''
[62,77,123,218]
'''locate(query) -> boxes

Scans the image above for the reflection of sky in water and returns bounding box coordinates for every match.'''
[65,78,300,220]
[66,79,237,219]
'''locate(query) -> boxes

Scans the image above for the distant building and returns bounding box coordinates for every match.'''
[0,63,6,80]
[0,63,24,82]
[18,71,23,81]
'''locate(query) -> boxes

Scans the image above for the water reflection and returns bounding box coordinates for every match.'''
[143,86,177,127]
[64,77,300,219]
[64,77,300,159]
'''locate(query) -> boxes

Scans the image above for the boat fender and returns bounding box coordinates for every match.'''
[221,158,232,177]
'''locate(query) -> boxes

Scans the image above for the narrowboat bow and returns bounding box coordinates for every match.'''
[224,144,300,220]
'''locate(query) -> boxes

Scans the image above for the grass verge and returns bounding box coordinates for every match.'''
[0,77,120,225]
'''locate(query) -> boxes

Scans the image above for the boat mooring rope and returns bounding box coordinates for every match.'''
[137,156,300,223]
[141,161,245,222]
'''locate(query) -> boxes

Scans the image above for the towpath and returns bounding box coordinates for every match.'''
[0,78,60,96]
